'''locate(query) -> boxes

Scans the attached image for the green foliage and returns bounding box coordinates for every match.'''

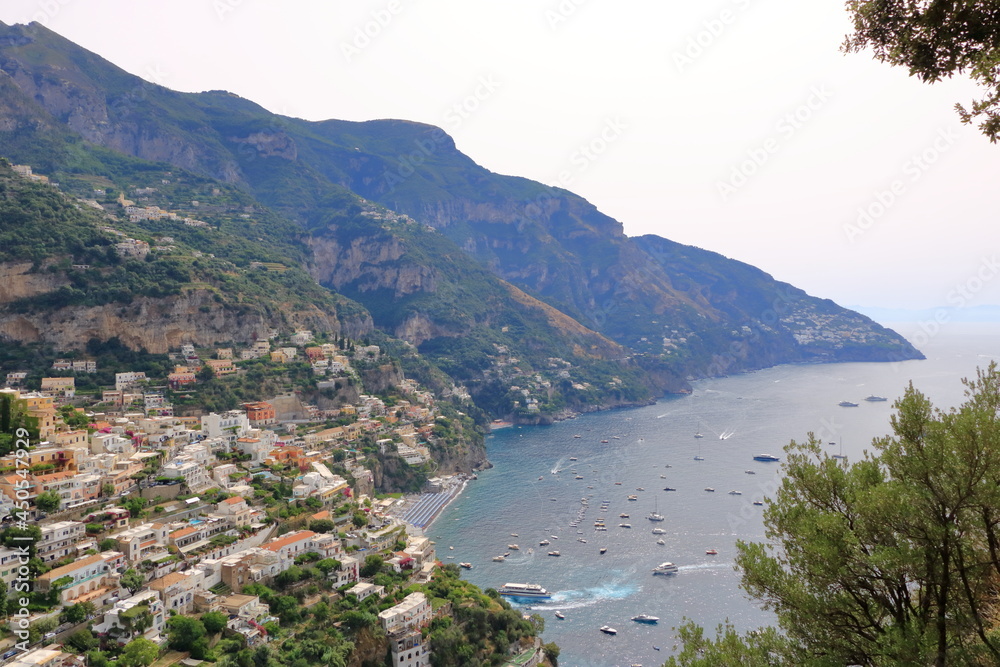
[678,365,1000,665]
[119,638,159,667]
[360,555,383,578]
[35,489,61,512]
[166,615,206,653]
[120,569,146,595]
[201,610,228,634]
[843,1,1000,141]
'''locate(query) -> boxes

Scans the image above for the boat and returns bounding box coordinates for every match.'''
[575,475,584,480]
[599,625,618,635]
[574,434,582,438]
[660,474,666,479]
[753,454,780,462]
[656,538,665,545]
[627,495,638,501]
[694,455,705,461]
[839,400,859,407]
[652,561,679,575]
[555,611,565,619]
[704,487,715,492]
[619,523,632,528]
[753,500,764,506]
[510,533,518,537]
[577,538,587,543]
[619,513,630,518]
[508,544,519,550]
[745,469,756,474]
[706,548,718,555]
[615,482,623,486]
[652,527,666,534]
[492,555,506,562]
[647,496,665,522]
[865,395,888,402]
[548,551,561,557]
[569,457,578,460]
[459,562,473,569]
[539,540,550,546]
[728,490,742,495]
[636,487,645,491]
[663,487,676,492]
[631,614,660,624]
[498,583,552,599]
[449,546,454,550]
[599,547,607,554]
[601,440,609,443]
[833,439,848,460]
[694,433,704,439]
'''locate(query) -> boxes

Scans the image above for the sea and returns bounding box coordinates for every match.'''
[426,323,1000,667]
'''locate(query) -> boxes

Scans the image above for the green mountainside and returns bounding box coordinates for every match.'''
[0,21,923,422]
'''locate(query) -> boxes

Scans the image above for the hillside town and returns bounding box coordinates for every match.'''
[0,333,544,667]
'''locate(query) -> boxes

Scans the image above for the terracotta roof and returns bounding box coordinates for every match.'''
[262,530,315,552]
[38,553,105,581]
[220,496,245,505]
[170,526,198,538]
[149,571,190,589]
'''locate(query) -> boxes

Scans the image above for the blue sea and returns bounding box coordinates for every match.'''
[427,323,1000,667]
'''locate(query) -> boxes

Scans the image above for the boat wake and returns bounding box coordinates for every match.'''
[677,562,731,572]
[522,582,640,611]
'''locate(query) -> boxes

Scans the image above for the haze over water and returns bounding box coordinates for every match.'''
[428,323,1000,667]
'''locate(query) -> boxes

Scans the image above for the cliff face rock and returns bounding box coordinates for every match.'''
[0,262,69,303]
[307,235,437,298]
[230,131,297,160]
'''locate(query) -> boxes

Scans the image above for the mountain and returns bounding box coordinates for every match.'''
[0,21,923,420]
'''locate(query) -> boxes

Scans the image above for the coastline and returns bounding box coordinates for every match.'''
[394,474,472,532]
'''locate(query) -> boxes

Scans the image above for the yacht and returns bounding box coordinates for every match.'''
[656,538,665,545]
[619,523,632,528]
[498,583,552,599]
[599,625,618,635]
[663,487,676,492]
[745,469,756,475]
[865,395,888,402]
[508,544,519,550]
[694,455,705,461]
[627,495,638,501]
[569,457,578,460]
[619,513,630,518]
[599,547,607,554]
[728,490,742,495]
[647,497,665,522]
[651,527,666,534]
[706,548,718,555]
[492,555,505,562]
[652,562,679,575]
[548,551,561,557]
[555,611,565,619]
[459,562,473,569]
[753,454,780,462]
[704,487,715,492]
[839,400,859,407]
[631,614,659,624]
[694,433,704,439]
[753,500,764,506]
[539,540,550,546]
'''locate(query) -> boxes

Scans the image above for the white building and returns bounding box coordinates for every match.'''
[201,410,250,441]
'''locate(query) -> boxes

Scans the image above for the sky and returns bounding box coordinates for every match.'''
[2,0,998,314]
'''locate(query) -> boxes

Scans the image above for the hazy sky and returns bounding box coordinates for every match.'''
[2,0,998,312]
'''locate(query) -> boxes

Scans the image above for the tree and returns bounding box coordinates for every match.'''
[360,554,383,578]
[102,482,116,497]
[60,602,89,624]
[166,615,206,653]
[671,365,1000,665]
[120,569,146,595]
[119,638,159,667]
[843,1,1000,141]
[308,519,335,533]
[201,610,228,634]
[35,490,60,512]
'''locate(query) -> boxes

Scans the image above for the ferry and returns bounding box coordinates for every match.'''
[498,583,552,599]
[753,454,780,462]
[652,561,679,575]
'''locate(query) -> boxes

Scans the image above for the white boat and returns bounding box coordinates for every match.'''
[548,551,561,557]
[745,469,756,474]
[704,487,715,492]
[555,611,565,619]
[728,490,742,495]
[651,527,666,534]
[459,562,473,569]
[753,500,764,506]
[492,555,506,562]
[508,544,520,550]
[647,496,665,522]
[656,538,665,545]
[619,523,632,528]
[599,625,618,635]
[539,540,550,546]
[694,455,705,461]
[498,583,552,599]
[627,495,638,501]
[652,561,679,575]
[631,614,659,624]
